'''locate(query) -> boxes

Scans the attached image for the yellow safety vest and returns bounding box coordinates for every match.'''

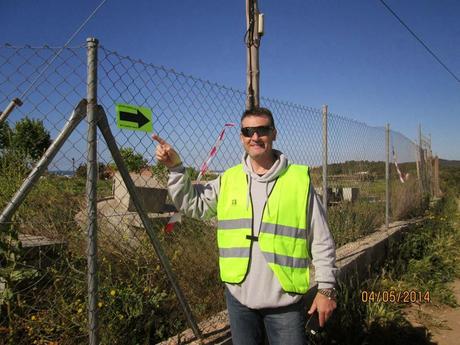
[217,163,311,294]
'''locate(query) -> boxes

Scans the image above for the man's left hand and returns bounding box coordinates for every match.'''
[308,292,337,327]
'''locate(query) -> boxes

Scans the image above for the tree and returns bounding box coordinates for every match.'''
[10,117,51,161]
[119,147,148,173]
[0,121,12,149]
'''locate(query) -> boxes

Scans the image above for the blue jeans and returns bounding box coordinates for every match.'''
[225,288,307,345]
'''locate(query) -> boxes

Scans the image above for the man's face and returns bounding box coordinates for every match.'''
[240,115,277,160]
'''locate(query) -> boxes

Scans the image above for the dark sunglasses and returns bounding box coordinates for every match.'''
[241,126,274,137]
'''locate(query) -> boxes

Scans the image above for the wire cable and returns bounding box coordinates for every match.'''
[378,0,460,83]
[19,0,109,101]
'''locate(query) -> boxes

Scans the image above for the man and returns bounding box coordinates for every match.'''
[153,107,337,345]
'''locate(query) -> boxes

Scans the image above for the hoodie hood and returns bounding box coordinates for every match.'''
[242,149,289,181]
[242,149,289,215]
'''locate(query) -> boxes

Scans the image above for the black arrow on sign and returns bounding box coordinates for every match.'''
[119,109,149,128]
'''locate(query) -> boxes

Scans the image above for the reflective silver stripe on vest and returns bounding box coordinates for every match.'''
[261,251,310,268]
[217,219,252,230]
[260,222,306,239]
[219,247,251,258]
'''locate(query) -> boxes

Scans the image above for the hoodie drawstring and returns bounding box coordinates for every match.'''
[265,182,270,217]
[246,176,270,217]
[246,176,252,210]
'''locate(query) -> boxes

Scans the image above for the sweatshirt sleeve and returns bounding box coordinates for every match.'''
[307,185,338,289]
[167,163,220,220]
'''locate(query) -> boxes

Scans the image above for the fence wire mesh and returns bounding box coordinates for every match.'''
[389,129,423,223]
[327,114,387,246]
[0,42,434,344]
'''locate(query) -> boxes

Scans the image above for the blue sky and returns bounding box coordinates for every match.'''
[1,0,459,160]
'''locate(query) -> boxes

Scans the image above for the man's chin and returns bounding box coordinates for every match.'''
[247,150,267,160]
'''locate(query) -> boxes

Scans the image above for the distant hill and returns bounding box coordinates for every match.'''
[439,159,460,168]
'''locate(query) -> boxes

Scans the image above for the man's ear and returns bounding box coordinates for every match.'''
[272,128,277,141]
[240,133,245,144]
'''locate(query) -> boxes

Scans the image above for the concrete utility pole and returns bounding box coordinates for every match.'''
[245,0,263,110]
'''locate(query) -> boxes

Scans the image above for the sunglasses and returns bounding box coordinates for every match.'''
[241,126,274,137]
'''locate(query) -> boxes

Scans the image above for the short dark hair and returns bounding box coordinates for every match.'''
[241,107,275,128]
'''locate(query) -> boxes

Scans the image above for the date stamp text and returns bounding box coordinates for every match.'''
[361,290,431,303]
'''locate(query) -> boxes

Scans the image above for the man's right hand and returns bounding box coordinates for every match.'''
[152,134,182,169]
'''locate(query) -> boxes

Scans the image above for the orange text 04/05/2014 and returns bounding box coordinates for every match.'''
[360,290,431,304]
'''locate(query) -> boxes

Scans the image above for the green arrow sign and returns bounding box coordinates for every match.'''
[116,103,152,132]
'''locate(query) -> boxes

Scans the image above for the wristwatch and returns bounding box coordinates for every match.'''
[318,288,337,301]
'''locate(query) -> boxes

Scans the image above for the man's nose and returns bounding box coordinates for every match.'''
[250,131,259,140]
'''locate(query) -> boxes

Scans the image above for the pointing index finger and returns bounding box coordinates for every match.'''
[152,134,167,146]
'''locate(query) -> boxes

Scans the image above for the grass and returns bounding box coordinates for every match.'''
[0,163,223,344]
[390,178,428,221]
[327,175,428,247]
[328,201,385,246]
[381,195,460,306]
[308,191,460,345]
[0,156,439,344]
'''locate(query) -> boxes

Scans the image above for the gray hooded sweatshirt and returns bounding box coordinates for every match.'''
[168,150,337,309]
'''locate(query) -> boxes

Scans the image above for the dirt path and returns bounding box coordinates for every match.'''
[403,279,460,345]
[429,279,460,345]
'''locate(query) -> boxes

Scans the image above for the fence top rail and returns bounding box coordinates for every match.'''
[1,43,86,50]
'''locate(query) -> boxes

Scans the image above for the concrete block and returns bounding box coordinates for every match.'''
[314,187,343,202]
[343,187,359,202]
[19,234,66,270]
[113,172,167,212]
[329,187,343,202]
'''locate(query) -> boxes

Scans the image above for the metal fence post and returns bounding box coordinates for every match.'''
[322,104,328,215]
[418,124,424,194]
[0,97,23,125]
[428,133,433,196]
[86,37,99,345]
[433,155,440,197]
[0,100,87,229]
[385,123,390,229]
[415,141,420,187]
[96,106,203,340]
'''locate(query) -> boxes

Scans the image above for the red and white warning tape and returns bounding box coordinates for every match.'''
[197,123,236,181]
[165,123,237,233]
[393,148,407,183]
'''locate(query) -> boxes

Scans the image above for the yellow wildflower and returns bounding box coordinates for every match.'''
[110,289,116,297]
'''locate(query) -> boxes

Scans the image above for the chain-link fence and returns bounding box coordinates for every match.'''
[0,40,436,344]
